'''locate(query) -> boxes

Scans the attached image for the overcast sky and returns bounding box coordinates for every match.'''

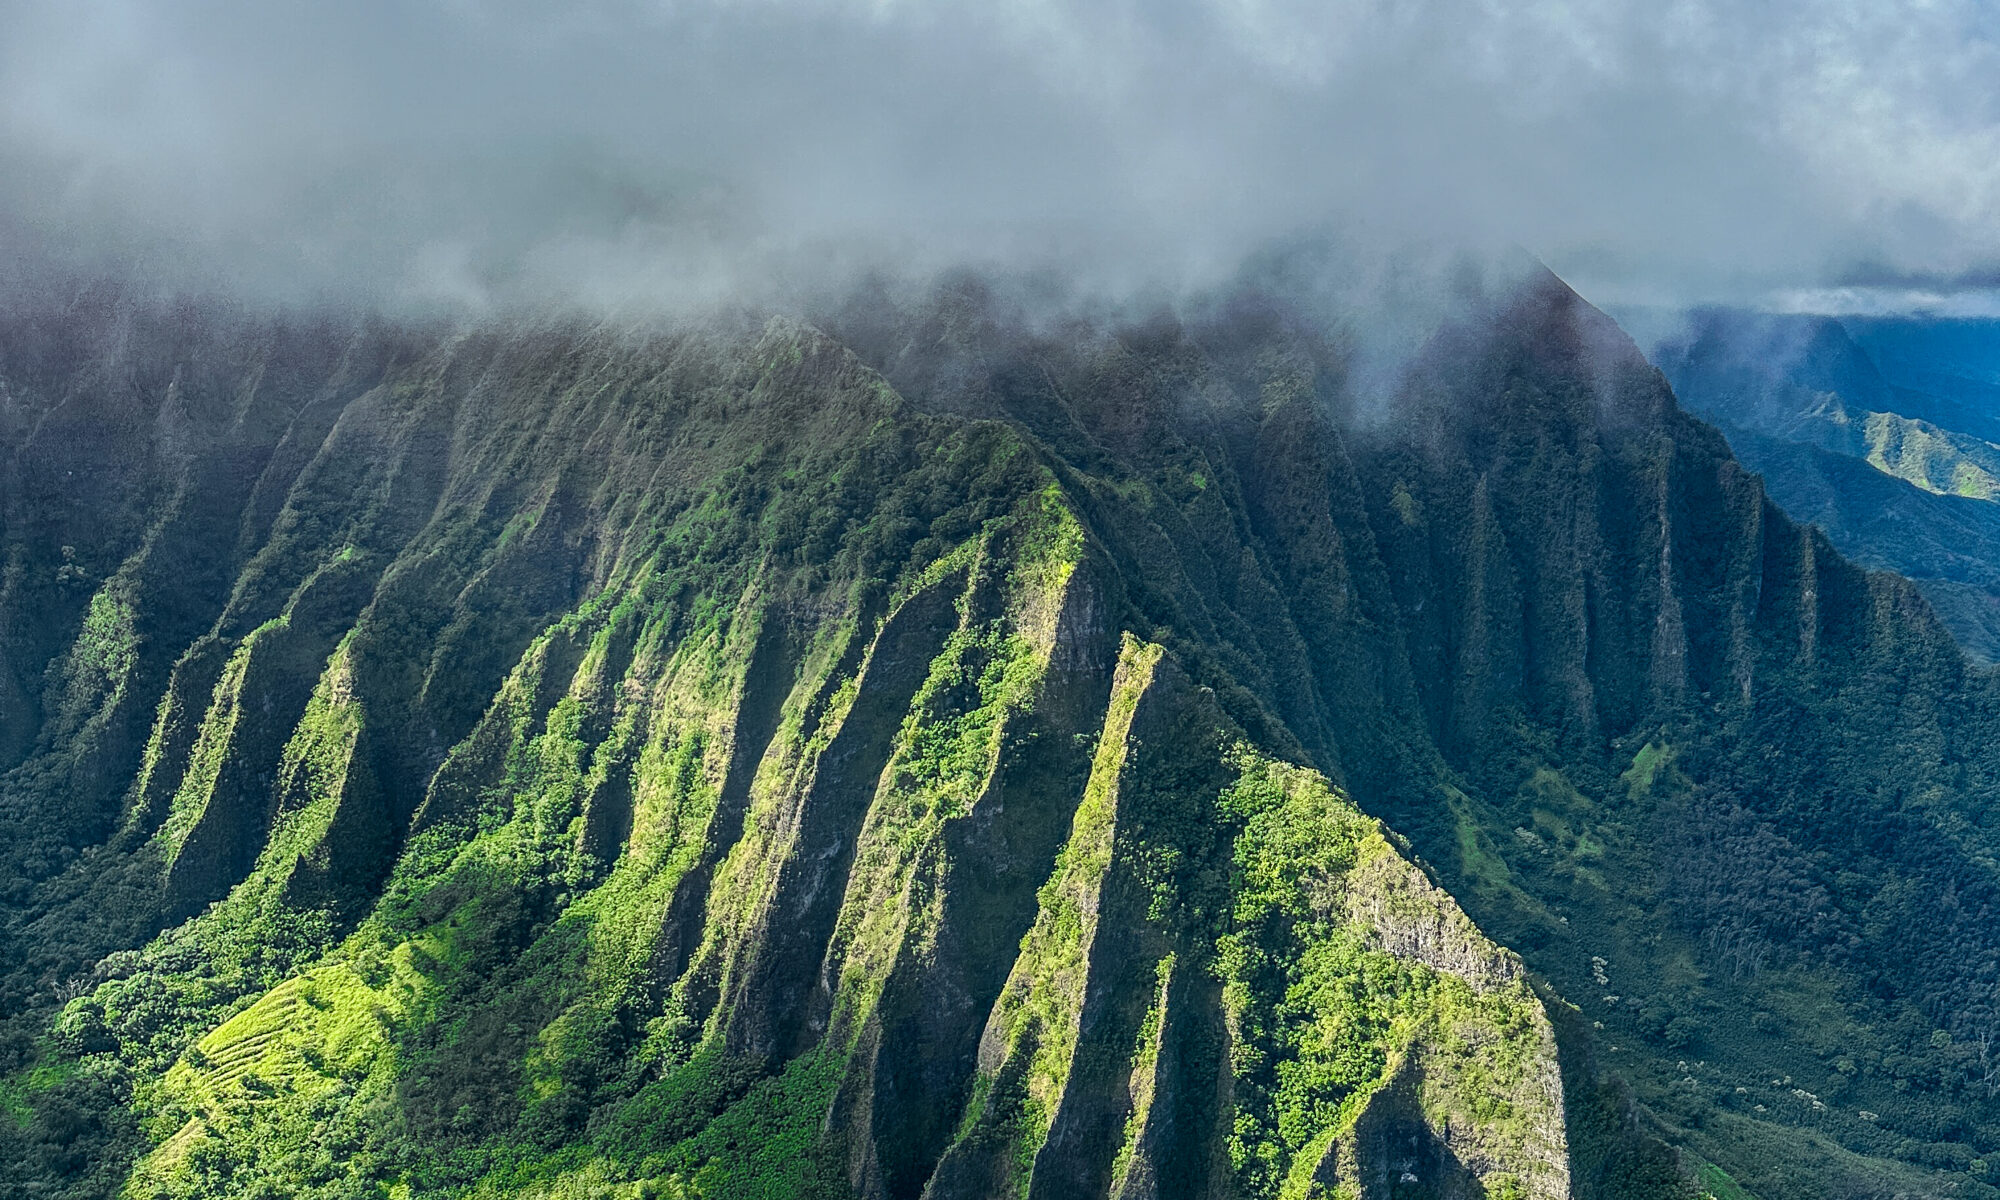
[3,0,1998,314]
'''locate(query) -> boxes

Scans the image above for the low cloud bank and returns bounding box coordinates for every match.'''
[3,0,1998,314]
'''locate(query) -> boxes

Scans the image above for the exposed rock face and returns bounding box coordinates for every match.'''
[1337,855,1570,1199]
[1346,852,1525,990]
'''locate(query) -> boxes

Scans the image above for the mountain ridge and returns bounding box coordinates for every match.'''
[1646,307,2000,660]
[2,272,1998,1199]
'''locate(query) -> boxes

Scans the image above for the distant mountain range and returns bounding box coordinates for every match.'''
[1633,309,2000,662]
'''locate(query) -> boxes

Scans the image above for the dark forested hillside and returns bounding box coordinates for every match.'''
[4,272,2000,1200]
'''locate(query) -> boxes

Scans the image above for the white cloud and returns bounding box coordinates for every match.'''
[0,0,1995,310]
[1771,287,2000,319]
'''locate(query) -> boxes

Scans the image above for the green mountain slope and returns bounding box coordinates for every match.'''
[4,274,2000,1200]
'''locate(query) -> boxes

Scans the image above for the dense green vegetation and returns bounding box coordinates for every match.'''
[6,272,2000,1199]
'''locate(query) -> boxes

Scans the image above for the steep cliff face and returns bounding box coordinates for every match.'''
[0,296,1574,1200]
[1649,308,2000,661]
[5,273,2000,1200]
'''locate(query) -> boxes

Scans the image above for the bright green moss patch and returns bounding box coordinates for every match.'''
[0,1062,73,1125]
[1694,1159,1763,1200]
[62,584,140,720]
[1621,742,1677,802]
[1442,782,1509,887]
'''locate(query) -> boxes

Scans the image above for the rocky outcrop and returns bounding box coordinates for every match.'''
[1346,851,1524,991]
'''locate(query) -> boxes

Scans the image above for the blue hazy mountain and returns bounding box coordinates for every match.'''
[1634,308,2000,662]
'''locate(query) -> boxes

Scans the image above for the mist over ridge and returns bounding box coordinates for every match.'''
[18,7,2000,1200]
[5,0,2000,316]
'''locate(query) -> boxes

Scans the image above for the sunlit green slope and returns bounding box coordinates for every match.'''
[6,273,2000,1200]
